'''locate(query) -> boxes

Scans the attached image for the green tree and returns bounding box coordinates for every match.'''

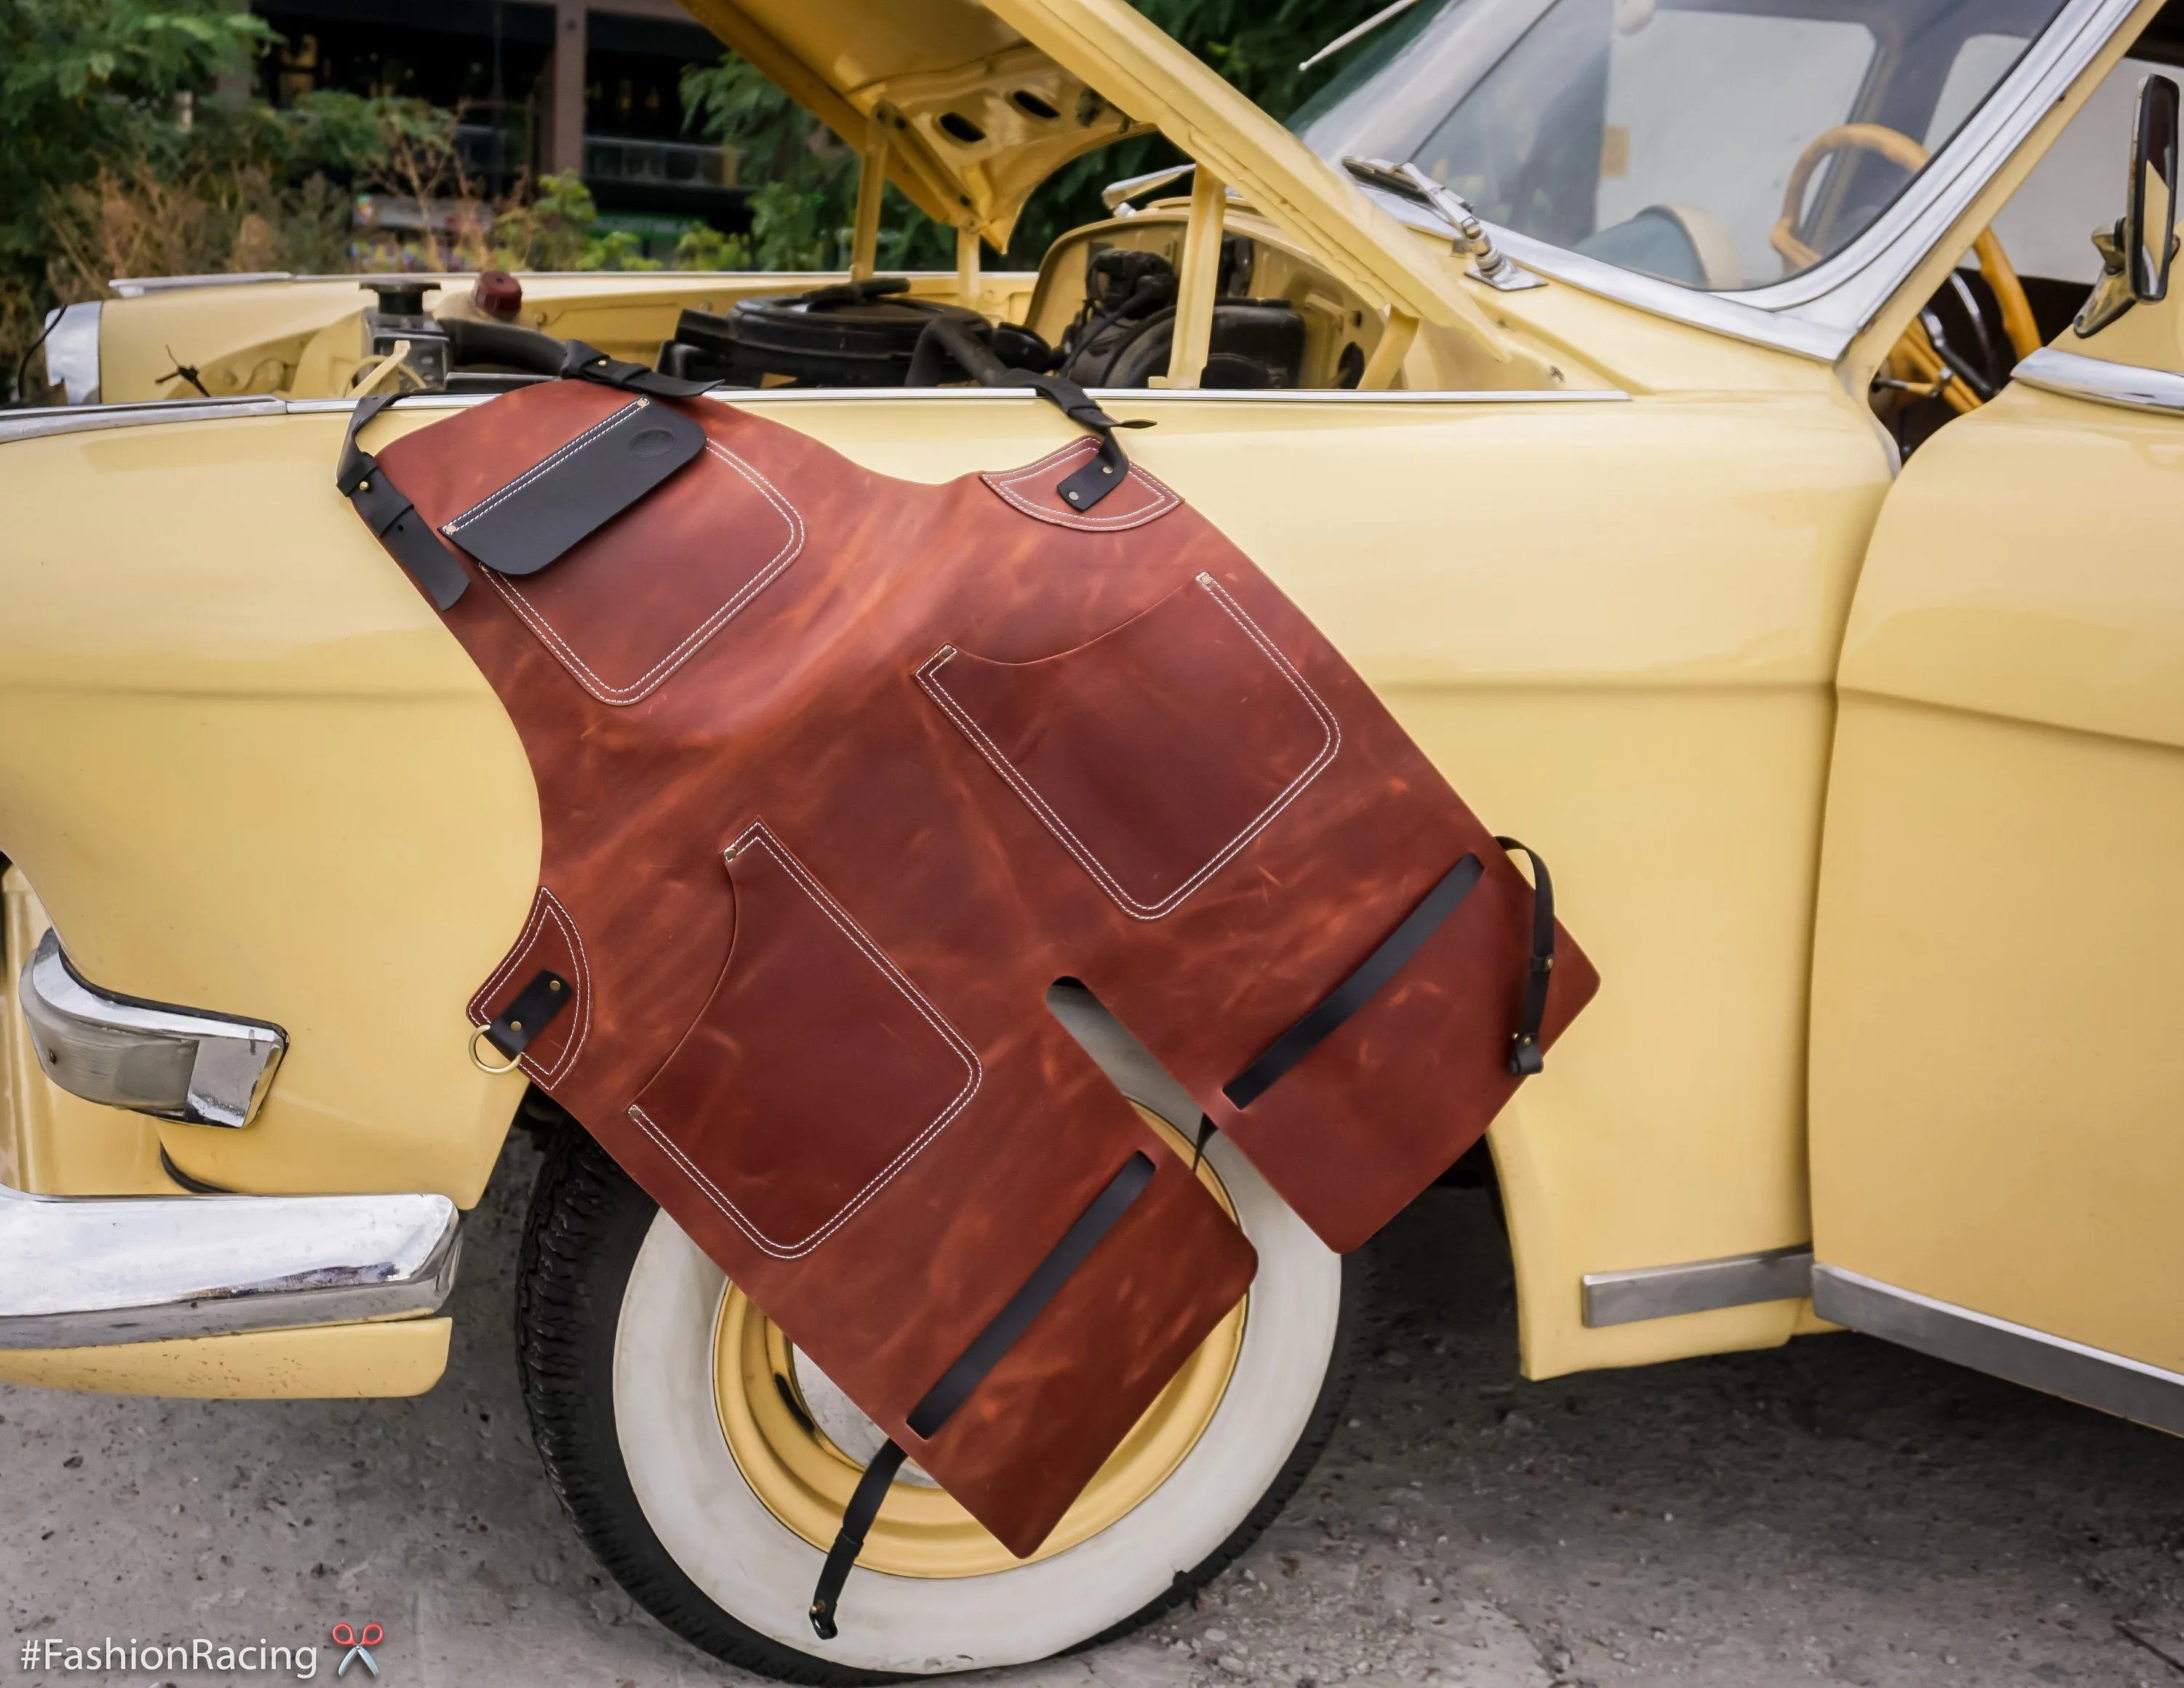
[1,0,269,371]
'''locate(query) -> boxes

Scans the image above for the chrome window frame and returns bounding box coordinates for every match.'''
[1348,0,2143,363]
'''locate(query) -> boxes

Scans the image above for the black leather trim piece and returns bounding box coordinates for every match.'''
[560,337,720,398]
[906,1150,1155,1437]
[807,1440,908,1640]
[440,398,705,577]
[906,318,1151,513]
[1223,853,1484,1110]
[1494,837,1556,1077]
[336,390,470,609]
[483,969,574,1058]
[809,1150,1156,1639]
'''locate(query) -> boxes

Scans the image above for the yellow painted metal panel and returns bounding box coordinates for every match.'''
[0,411,537,1202]
[1812,697,2184,1370]
[1815,287,2184,1373]
[1838,381,2184,752]
[0,1317,451,1398]
[0,868,175,1195]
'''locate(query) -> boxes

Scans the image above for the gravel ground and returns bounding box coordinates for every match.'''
[5,1133,2184,1688]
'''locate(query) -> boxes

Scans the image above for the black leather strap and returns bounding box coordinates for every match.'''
[906,318,1151,513]
[558,338,719,398]
[807,1151,1155,1639]
[1010,371,1152,513]
[334,390,470,610]
[906,1150,1155,1436]
[807,1440,908,1641]
[1223,854,1485,1110]
[482,969,573,1059]
[1494,837,1556,1077]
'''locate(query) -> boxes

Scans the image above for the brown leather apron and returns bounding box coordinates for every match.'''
[346,364,1596,1597]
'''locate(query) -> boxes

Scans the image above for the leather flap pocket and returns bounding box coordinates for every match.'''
[627,824,981,1260]
[440,396,704,577]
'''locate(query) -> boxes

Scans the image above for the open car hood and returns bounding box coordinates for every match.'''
[676,0,1499,335]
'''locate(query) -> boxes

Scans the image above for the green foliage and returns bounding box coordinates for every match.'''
[672,222,751,270]
[486,170,598,272]
[680,0,1380,273]
[0,0,265,284]
[680,54,953,272]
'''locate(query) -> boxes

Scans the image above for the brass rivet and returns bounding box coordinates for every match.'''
[549,979,563,991]
[509,1019,523,1030]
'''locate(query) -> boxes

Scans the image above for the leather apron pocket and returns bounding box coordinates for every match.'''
[917,570,1340,918]
[625,822,981,1260]
[444,403,804,707]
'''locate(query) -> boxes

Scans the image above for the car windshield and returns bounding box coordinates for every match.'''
[1290,0,2075,292]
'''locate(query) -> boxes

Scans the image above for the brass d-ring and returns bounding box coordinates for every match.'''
[469,1025,523,1075]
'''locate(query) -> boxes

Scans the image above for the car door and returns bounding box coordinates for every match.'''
[1808,275,2184,1424]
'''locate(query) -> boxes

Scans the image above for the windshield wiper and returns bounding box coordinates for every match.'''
[1341,157,1543,291]
[1299,0,1429,73]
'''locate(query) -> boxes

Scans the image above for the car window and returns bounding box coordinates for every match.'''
[1293,0,2076,293]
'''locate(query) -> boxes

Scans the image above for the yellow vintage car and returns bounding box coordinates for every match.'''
[4,0,2183,1676]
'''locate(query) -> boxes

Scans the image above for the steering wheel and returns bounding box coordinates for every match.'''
[1773,123,2042,413]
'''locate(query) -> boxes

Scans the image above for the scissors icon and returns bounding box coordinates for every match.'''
[331,1622,383,1677]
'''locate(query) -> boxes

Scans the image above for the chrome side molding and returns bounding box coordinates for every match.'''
[0,1183,459,1348]
[19,930,285,1128]
[2011,345,2184,417]
[1812,1263,2184,1437]
[1582,1244,1814,1327]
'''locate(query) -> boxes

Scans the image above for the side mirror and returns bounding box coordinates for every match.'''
[2076,74,2181,336]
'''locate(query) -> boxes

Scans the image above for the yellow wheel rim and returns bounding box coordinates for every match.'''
[712,1108,1246,1577]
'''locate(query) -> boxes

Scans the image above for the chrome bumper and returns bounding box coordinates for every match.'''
[18,928,285,1128]
[0,1182,459,1348]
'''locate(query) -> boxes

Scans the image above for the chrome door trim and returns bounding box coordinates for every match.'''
[108,271,296,296]
[1581,1245,1814,1328]
[1356,0,2139,363]
[2012,344,2184,413]
[729,386,1629,406]
[0,386,1628,448]
[20,931,285,1129]
[1812,1263,2184,1437]
[0,396,288,445]
[0,1182,459,1348]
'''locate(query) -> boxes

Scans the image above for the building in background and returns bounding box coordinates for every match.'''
[253,0,743,247]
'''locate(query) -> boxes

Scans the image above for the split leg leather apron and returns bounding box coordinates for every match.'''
[342,361,1597,1588]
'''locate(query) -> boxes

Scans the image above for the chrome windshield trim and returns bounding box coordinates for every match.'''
[22,931,285,1129]
[1761,0,2139,333]
[1342,0,2135,361]
[1813,1262,2184,1437]
[0,1181,459,1348]
[2012,344,2184,413]
[1471,218,1850,361]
